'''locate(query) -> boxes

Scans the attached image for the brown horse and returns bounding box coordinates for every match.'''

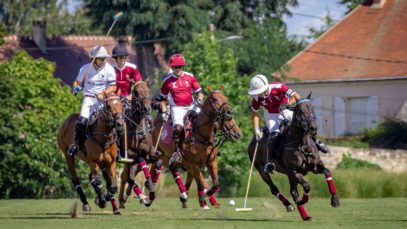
[58,92,124,215]
[151,86,242,210]
[248,94,340,221]
[117,81,158,208]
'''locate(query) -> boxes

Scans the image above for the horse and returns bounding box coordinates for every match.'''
[58,92,124,215]
[117,81,158,208]
[248,93,340,221]
[151,86,242,210]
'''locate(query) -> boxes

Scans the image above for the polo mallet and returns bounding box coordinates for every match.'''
[118,121,134,164]
[77,11,123,88]
[236,140,259,212]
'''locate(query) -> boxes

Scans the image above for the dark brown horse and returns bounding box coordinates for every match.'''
[58,92,124,214]
[151,86,242,210]
[117,81,158,207]
[248,93,340,220]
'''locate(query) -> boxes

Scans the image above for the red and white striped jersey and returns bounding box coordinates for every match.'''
[160,71,201,106]
[113,62,143,96]
[251,82,296,113]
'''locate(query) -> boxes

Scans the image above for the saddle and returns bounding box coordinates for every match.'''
[159,111,196,146]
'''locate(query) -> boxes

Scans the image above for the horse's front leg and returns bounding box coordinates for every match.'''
[136,156,155,203]
[170,165,188,207]
[316,163,340,207]
[118,164,129,208]
[205,158,221,208]
[89,162,106,209]
[182,172,194,208]
[102,164,120,215]
[64,154,91,212]
[289,173,312,221]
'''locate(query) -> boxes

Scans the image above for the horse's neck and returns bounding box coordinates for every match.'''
[93,116,111,137]
[194,112,215,141]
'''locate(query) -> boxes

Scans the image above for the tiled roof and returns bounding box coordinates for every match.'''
[281,0,407,81]
[0,35,137,84]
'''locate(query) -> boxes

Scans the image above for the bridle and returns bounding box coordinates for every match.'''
[293,99,317,134]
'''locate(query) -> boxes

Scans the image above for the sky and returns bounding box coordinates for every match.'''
[67,0,348,41]
[283,0,348,40]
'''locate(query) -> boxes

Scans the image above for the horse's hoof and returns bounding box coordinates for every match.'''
[180,192,188,200]
[113,209,121,215]
[304,216,314,221]
[331,196,340,208]
[94,197,107,209]
[213,202,222,208]
[143,198,152,207]
[202,205,210,211]
[82,204,91,212]
[182,203,187,208]
[119,201,125,209]
[286,205,295,212]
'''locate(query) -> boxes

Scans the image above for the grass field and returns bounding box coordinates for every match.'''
[0,197,406,229]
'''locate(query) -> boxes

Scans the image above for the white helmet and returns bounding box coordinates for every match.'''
[248,74,269,96]
[89,45,110,59]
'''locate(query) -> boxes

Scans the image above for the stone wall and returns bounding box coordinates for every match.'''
[320,146,407,173]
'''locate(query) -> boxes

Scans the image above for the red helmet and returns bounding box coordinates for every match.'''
[169,54,186,67]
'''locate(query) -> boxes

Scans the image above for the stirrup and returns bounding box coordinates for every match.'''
[169,151,182,165]
[67,144,78,157]
[264,162,275,174]
[316,141,329,154]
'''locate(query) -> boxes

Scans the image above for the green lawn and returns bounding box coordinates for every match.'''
[0,198,406,229]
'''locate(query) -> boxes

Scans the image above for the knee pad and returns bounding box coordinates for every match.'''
[172,125,183,138]
[90,175,102,188]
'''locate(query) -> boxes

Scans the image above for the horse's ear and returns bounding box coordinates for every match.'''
[219,85,224,91]
[207,86,213,93]
[307,91,312,99]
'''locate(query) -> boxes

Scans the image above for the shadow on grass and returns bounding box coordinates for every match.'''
[167,218,295,223]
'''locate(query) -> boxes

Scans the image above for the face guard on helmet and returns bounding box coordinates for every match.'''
[248,74,269,96]
[89,45,110,59]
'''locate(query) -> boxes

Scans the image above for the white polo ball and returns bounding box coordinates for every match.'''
[229,200,235,206]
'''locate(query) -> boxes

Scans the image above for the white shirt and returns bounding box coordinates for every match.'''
[76,62,116,97]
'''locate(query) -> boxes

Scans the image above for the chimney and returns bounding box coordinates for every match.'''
[32,21,47,54]
[371,0,386,8]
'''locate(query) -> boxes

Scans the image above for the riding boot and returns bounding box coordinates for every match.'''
[68,117,87,156]
[169,125,183,167]
[264,132,280,174]
[115,123,126,162]
[312,137,329,153]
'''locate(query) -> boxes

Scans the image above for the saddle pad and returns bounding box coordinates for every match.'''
[161,118,173,145]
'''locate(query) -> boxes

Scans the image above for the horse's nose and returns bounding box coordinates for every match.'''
[235,131,243,140]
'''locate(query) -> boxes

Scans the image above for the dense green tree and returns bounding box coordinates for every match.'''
[0,51,90,198]
[339,0,366,13]
[0,0,100,35]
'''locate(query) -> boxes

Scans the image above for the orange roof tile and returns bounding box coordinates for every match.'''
[282,0,407,81]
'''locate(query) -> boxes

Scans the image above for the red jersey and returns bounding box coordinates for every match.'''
[160,71,201,106]
[113,62,143,96]
[251,82,295,113]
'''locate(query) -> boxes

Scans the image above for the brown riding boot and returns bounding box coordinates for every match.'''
[169,125,183,166]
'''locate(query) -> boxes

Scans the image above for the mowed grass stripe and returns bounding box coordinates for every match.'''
[0,198,406,229]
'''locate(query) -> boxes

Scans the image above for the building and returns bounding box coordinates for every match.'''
[281,0,407,137]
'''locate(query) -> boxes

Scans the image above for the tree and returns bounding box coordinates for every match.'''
[0,51,90,198]
[307,11,336,40]
[339,0,366,13]
[0,0,100,36]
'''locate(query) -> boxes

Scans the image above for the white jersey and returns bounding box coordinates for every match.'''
[76,62,116,97]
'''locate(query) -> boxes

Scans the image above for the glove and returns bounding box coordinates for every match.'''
[161,112,169,122]
[254,128,262,141]
[279,103,289,111]
[72,86,82,96]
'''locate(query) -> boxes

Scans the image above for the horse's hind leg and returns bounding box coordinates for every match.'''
[254,163,294,212]
[102,168,120,215]
[64,155,91,212]
[295,173,311,205]
[136,157,155,202]
[205,159,221,208]
[316,163,340,207]
[289,173,312,221]
[181,172,194,208]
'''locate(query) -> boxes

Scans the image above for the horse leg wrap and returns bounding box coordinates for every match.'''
[206,185,220,196]
[132,184,143,199]
[172,171,186,193]
[138,161,151,179]
[297,204,309,220]
[208,195,217,205]
[276,192,290,206]
[302,192,310,203]
[106,186,117,200]
[75,184,88,205]
[325,173,337,194]
[151,165,163,184]
[198,190,207,207]
[90,176,104,195]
